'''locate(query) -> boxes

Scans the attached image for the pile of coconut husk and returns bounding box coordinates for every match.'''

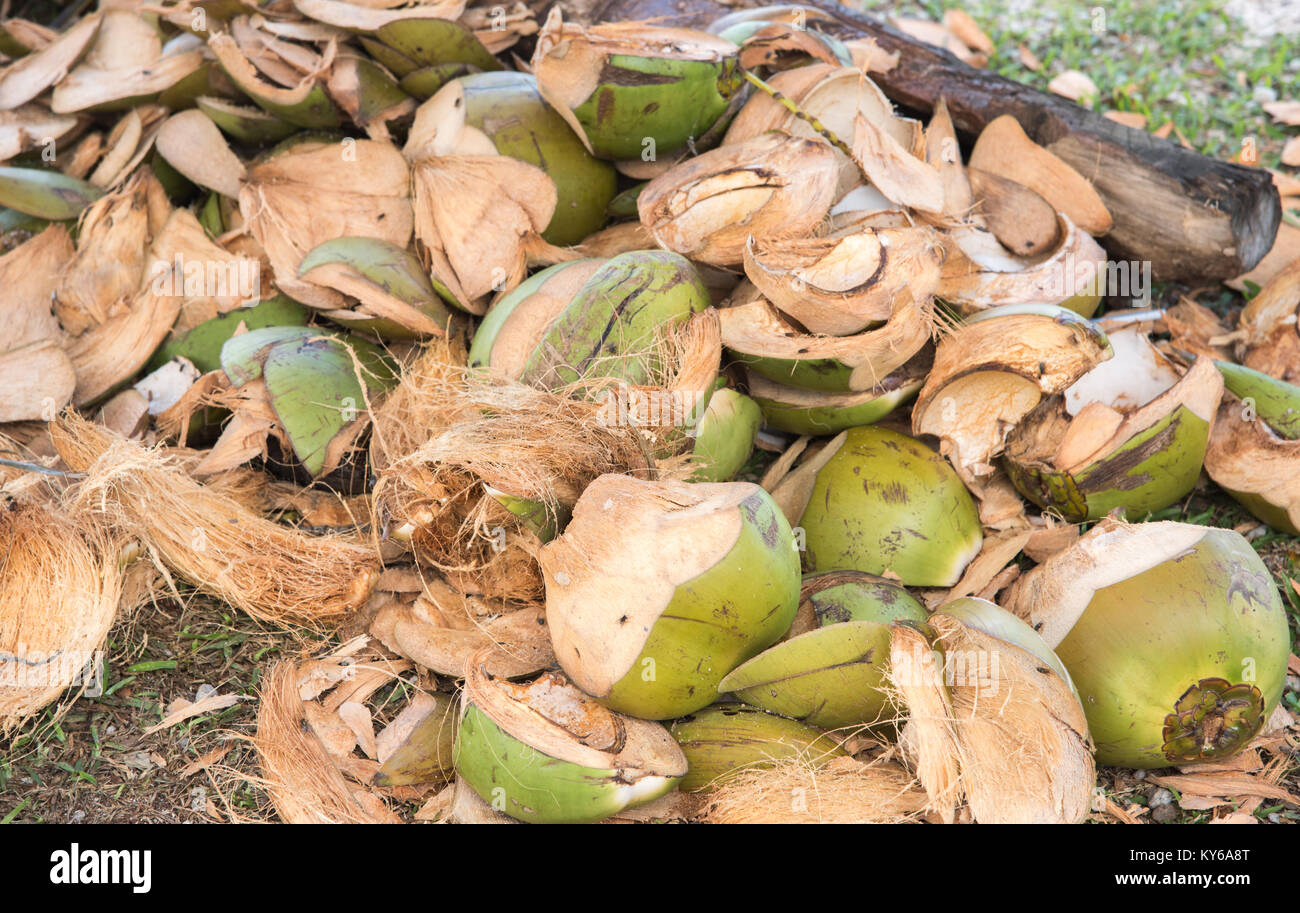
[1,0,1298,825]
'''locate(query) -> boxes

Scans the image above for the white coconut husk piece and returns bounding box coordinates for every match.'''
[241,138,413,310]
[911,306,1113,488]
[639,131,839,268]
[292,0,468,31]
[0,14,101,111]
[54,169,170,334]
[404,82,567,312]
[701,755,927,824]
[52,413,380,627]
[0,225,77,423]
[1204,393,1300,534]
[926,609,1095,824]
[0,104,80,162]
[462,2,537,53]
[50,11,202,113]
[937,215,1107,313]
[254,661,400,824]
[923,96,974,222]
[154,108,247,200]
[969,114,1113,236]
[0,502,124,734]
[381,597,554,679]
[88,104,169,190]
[1236,257,1300,384]
[743,223,942,336]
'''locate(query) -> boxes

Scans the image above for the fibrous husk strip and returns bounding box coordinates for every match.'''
[701,755,927,824]
[253,661,399,824]
[52,413,379,627]
[1,501,124,734]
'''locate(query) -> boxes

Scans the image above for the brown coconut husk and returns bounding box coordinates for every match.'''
[1,502,124,734]
[52,413,379,627]
[253,661,400,824]
[888,623,962,822]
[701,755,927,824]
[927,611,1095,824]
[1236,258,1300,384]
[0,225,77,423]
[1204,393,1300,535]
[0,13,101,110]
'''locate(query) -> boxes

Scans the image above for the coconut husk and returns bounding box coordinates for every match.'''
[1204,393,1300,535]
[89,105,168,190]
[639,131,839,267]
[292,0,468,31]
[912,306,1113,488]
[1,502,123,734]
[923,97,974,222]
[0,14,101,111]
[240,137,413,309]
[701,755,927,824]
[155,108,247,200]
[1236,257,1300,384]
[52,413,380,627]
[743,223,942,336]
[968,114,1113,236]
[927,611,1095,824]
[253,661,400,824]
[1160,296,1234,361]
[889,623,961,821]
[0,104,79,161]
[0,225,77,423]
[967,168,1059,256]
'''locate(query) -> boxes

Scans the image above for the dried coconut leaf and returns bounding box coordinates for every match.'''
[942,9,993,54]
[0,503,124,733]
[0,14,101,111]
[702,755,926,824]
[52,413,380,627]
[1047,69,1097,104]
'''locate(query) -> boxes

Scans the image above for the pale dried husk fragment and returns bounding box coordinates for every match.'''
[52,414,380,627]
[743,223,942,336]
[292,0,468,32]
[240,137,413,309]
[0,225,77,422]
[702,755,927,824]
[638,131,838,267]
[1236,258,1300,384]
[0,14,101,111]
[1204,393,1300,535]
[912,305,1112,488]
[0,503,124,734]
[155,108,247,199]
[889,623,961,822]
[923,97,974,221]
[0,104,79,162]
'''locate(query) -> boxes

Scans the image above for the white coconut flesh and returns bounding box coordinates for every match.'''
[1005,519,1208,649]
[465,661,687,778]
[831,183,895,216]
[1013,330,1223,474]
[539,475,751,698]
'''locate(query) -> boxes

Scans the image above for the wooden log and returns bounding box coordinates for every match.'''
[573,0,1281,283]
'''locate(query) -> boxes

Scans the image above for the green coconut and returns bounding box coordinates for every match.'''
[540,475,801,720]
[718,571,928,730]
[772,426,982,587]
[149,295,309,374]
[746,361,926,435]
[690,387,760,482]
[532,14,742,162]
[669,703,846,792]
[0,166,102,221]
[1216,361,1300,439]
[297,236,463,338]
[373,18,503,73]
[469,251,711,389]
[454,663,687,823]
[458,71,617,246]
[372,691,458,787]
[1003,333,1222,522]
[1006,519,1290,769]
[219,326,397,477]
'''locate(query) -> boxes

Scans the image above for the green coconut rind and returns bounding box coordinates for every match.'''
[717,621,898,730]
[1054,529,1289,768]
[0,166,103,220]
[150,295,309,374]
[802,572,929,626]
[799,427,983,587]
[1216,361,1300,440]
[454,705,679,823]
[690,388,760,482]
[668,704,846,792]
[1004,405,1210,522]
[466,259,596,371]
[602,489,801,719]
[752,378,922,435]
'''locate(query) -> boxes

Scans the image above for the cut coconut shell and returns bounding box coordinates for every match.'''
[1003,331,1223,522]
[455,657,687,823]
[1003,519,1289,768]
[1205,393,1300,535]
[912,303,1112,488]
[638,131,838,267]
[745,359,925,436]
[540,474,801,719]
[742,223,942,337]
